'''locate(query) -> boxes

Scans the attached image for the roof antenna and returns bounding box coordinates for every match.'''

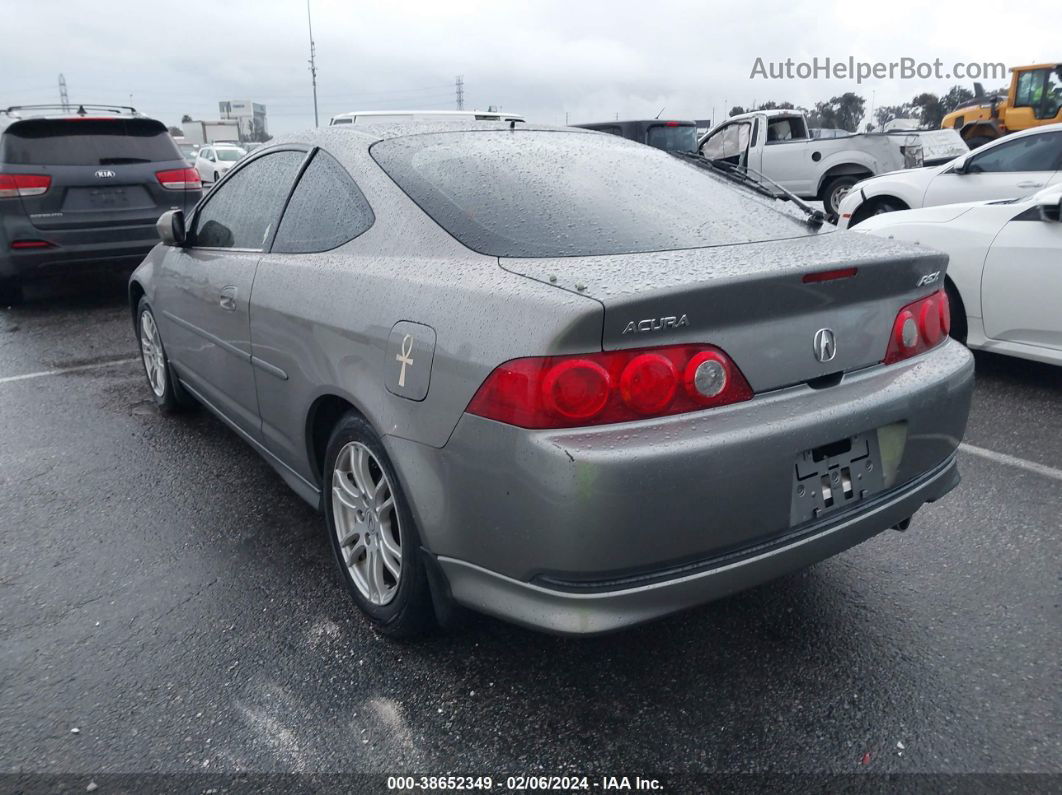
[655,106,665,119]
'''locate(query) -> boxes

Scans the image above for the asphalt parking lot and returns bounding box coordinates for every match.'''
[1,277,1059,780]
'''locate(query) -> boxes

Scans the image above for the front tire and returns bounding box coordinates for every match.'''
[324,412,435,638]
[136,297,194,412]
[213,171,219,184]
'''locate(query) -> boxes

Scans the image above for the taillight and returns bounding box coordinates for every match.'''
[0,174,51,198]
[466,344,753,429]
[884,289,950,364]
[155,168,201,190]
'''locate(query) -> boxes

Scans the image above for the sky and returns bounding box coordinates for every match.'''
[2,0,1058,134]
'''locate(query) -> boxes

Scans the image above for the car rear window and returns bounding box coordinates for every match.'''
[0,118,181,166]
[371,130,812,258]
[646,124,697,152]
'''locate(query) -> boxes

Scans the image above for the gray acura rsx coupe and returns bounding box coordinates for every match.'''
[129,123,974,637]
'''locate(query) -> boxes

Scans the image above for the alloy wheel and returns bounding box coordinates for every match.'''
[331,441,402,605]
[139,311,166,398]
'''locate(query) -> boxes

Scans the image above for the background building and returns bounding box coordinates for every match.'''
[218,100,268,142]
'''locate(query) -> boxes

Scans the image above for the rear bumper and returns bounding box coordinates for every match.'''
[386,339,974,633]
[437,453,959,635]
[0,233,157,281]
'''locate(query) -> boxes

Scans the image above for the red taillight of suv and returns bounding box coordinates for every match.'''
[884,289,950,365]
[155,168,201,190]
[466,344,754,429]
[0,174,51,198]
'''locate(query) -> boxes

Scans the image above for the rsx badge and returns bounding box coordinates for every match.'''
[622,314,689,334]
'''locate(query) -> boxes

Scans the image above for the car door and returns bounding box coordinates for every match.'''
[923,131,1062,207]
[700,120,753,169]
[980,197,1062,351]
[155,148,307,440]
[757,115,815,195]
[249,148,376,481]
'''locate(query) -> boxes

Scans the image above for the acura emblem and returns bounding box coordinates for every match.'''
[813,328,837,363]
[94,169,116,179]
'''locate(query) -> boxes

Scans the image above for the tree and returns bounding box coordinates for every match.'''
[939,85,974,114]
[167,126,184,137]
[756,100,796,111]
[181,114,193,124]
[911,93,944,129]
[729,106,746,117]
[831,92,866,132]
[875,104,919,129]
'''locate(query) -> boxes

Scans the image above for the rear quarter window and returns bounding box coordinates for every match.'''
[0,118,182,165]
[272,150,375,254]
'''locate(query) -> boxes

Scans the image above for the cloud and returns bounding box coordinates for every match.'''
[3,0,1052,133]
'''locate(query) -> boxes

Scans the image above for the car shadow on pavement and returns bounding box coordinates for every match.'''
[3,271,130,314]
[972,349,1062,391]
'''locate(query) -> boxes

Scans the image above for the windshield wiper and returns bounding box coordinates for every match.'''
[670,151,777,200]
[671,152,827,228]
[712,160,826,228]
[728,162,827,227]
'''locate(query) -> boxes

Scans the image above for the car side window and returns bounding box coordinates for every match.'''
[191,150,305,250]
[966,132,1062,174]
[271,149,375,254]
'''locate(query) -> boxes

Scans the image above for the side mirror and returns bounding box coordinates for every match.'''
[1037,195,1062,222]
[951,158,967,175]
[156,209,186,246]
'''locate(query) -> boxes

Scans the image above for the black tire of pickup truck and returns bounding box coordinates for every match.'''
[822,176,861,216]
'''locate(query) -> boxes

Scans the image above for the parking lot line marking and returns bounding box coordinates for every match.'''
[0,357,138,385]
[959,443,1062,482]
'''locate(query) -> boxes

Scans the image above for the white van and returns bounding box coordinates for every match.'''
[329,110,525,126]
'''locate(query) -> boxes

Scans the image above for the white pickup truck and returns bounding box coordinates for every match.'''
[698,109,967,215]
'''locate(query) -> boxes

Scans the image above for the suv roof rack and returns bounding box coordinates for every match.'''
[2,104,141,119]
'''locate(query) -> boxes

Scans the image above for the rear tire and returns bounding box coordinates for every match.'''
[136,297,195,412]
[945,281,968,344]
[0,278,23,307]
[324,412,435,639]
[822,175,861,216]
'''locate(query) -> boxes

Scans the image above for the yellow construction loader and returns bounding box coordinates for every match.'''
[942,63,1062,148]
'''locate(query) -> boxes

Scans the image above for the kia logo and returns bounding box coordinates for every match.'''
[94,169,116,179]
[813,328,837,363]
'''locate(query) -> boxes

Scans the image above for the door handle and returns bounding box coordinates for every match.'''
[1016,181,1044,188]
[219,286,237,311]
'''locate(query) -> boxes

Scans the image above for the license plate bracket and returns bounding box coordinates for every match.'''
[791,430,885,525]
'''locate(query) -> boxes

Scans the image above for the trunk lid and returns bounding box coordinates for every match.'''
[500,231,948,393]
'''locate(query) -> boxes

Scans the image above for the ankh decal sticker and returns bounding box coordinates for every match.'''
[396,333,414,387]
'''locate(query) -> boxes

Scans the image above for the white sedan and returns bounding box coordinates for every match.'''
[837,124,1062,229]
[192,144,247,185]
[856,185,1062,366]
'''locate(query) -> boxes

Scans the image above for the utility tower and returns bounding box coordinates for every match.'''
[456,76,464,111]
[307,0,319,127]
[58,74,70,111]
